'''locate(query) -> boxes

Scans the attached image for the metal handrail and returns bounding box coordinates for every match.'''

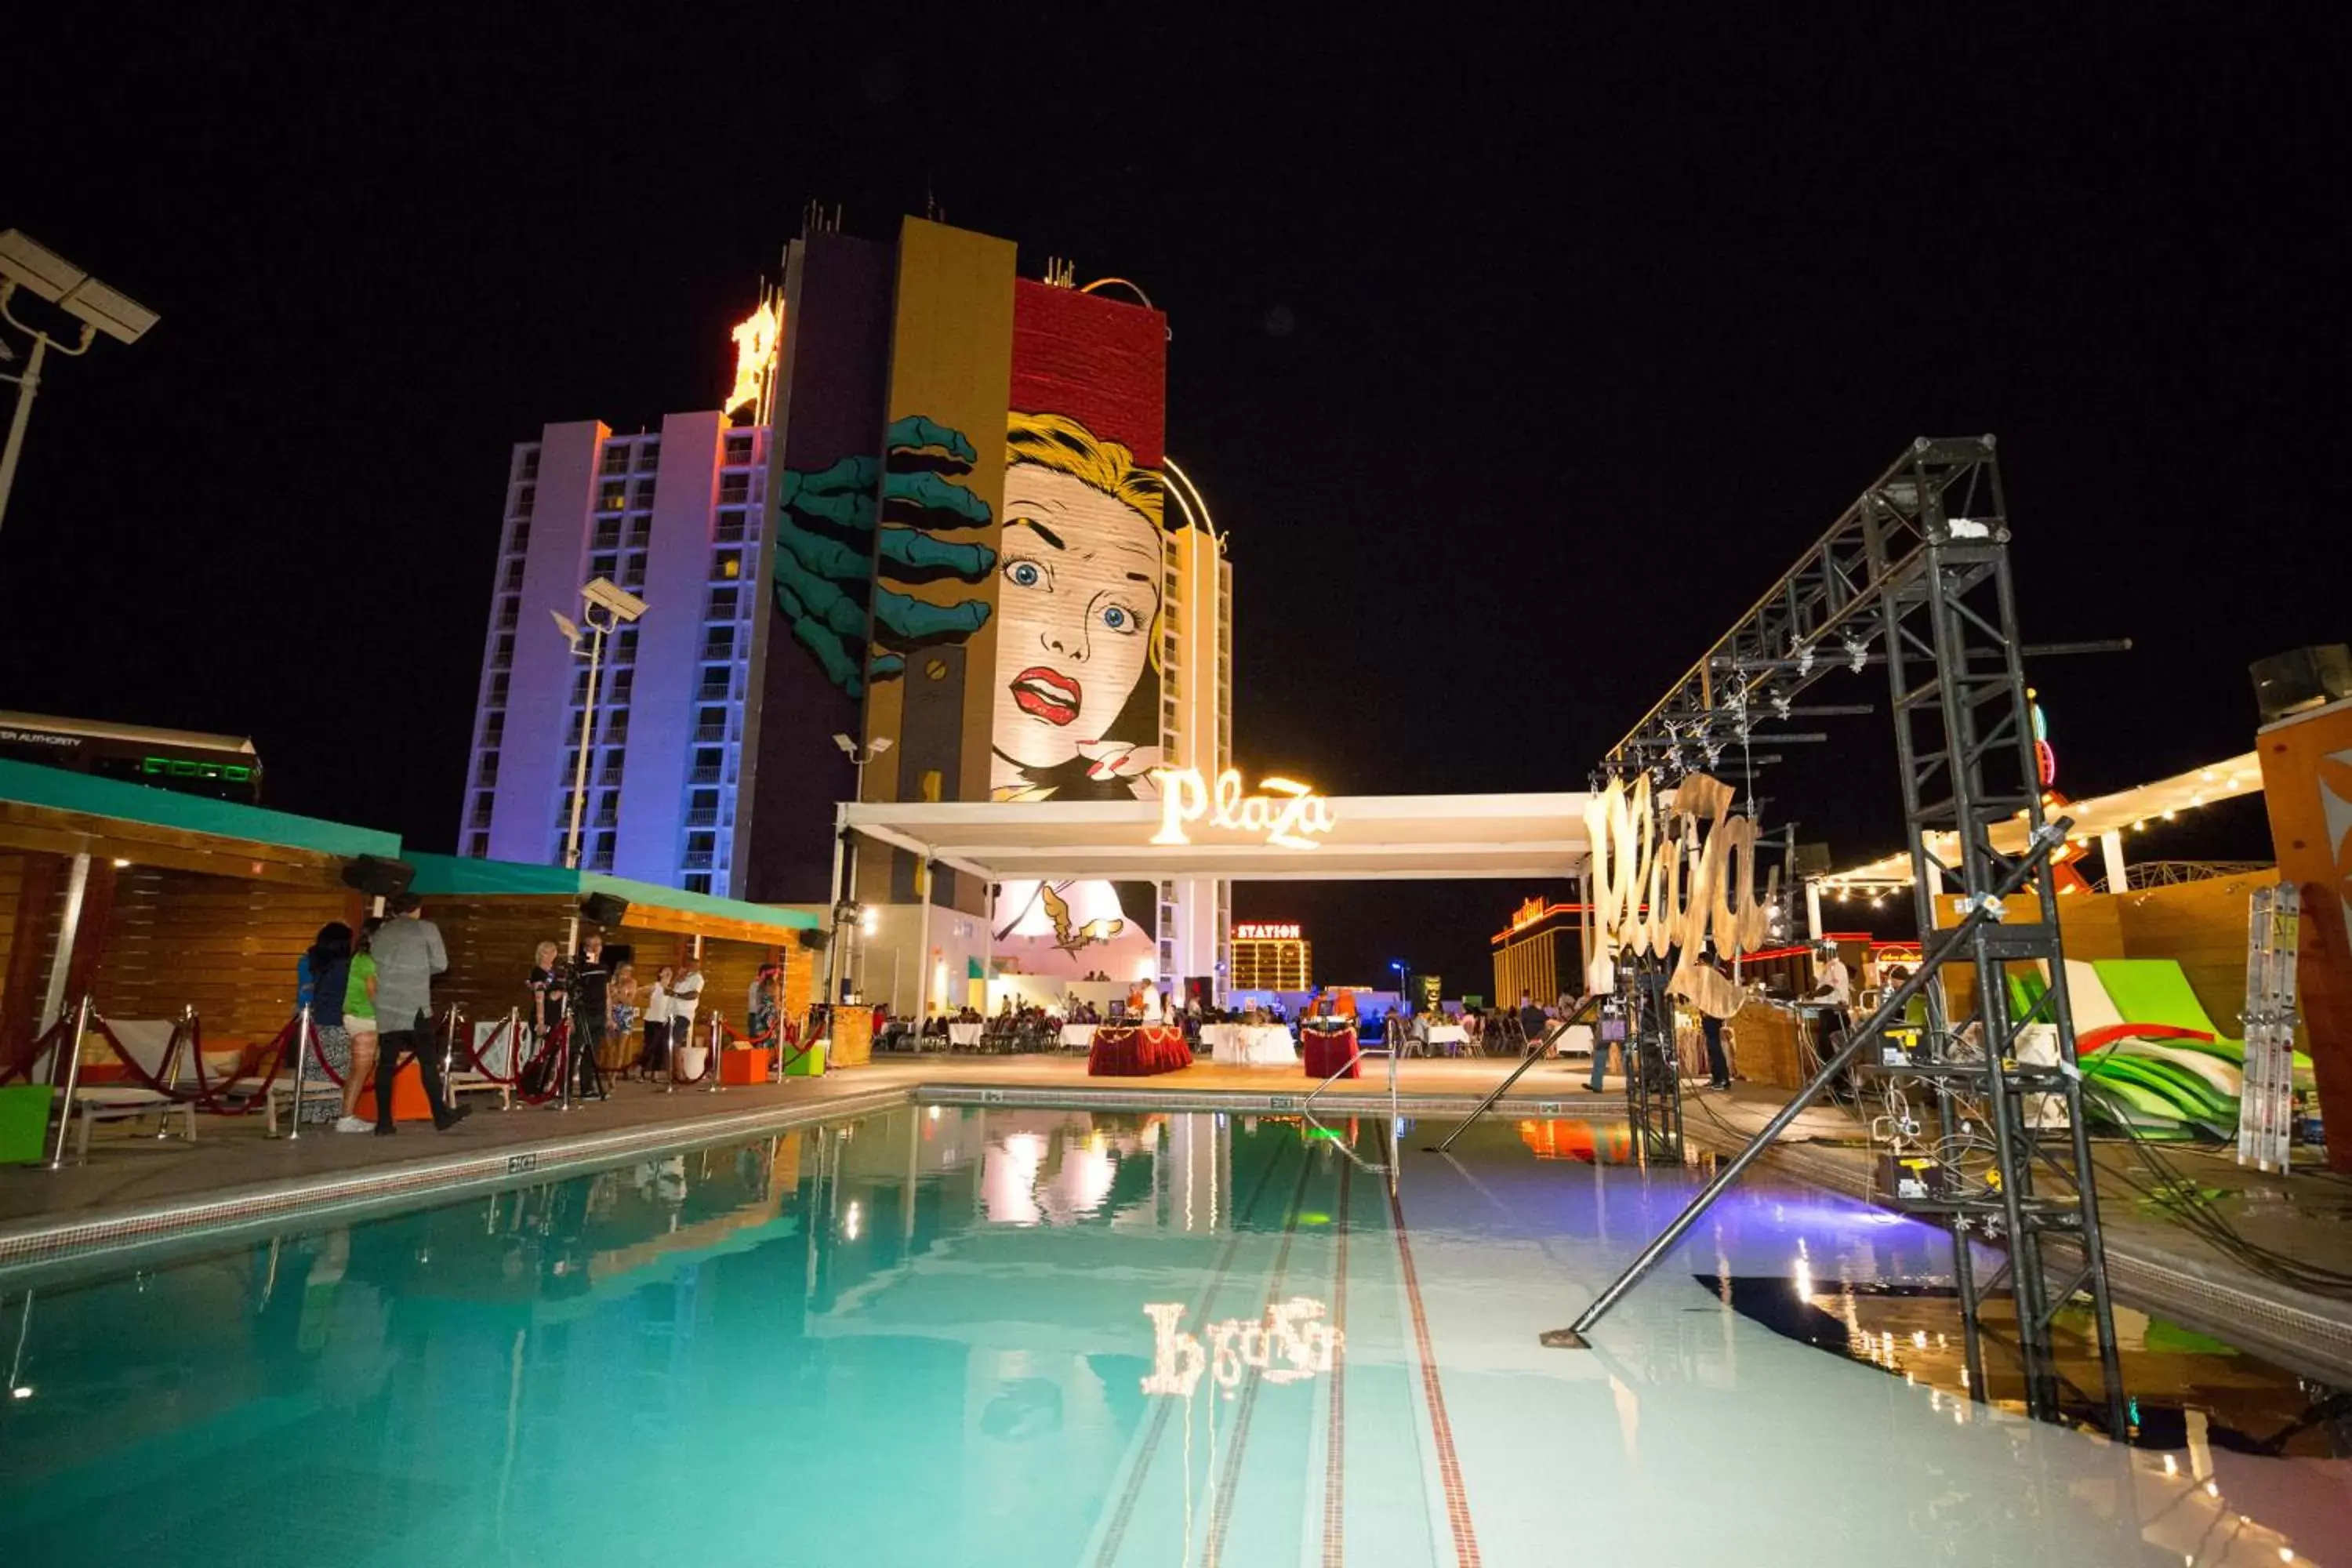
[1429,993,1605,1153]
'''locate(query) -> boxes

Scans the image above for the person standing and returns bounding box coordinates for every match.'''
[641,964,676,1082]
[572,933,611,1100]
[1808,942,1853,1083]
[608,961,641,1076]
[339,919,383,1132]
[299,924,354,1127]
[1582,989,1624,1093]
[368,895,466,1135]
[668,958,706,1076]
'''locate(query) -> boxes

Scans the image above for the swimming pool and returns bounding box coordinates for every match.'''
[1,1106,2341,1566]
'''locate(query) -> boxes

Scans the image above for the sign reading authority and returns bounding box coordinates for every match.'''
[1150,768,1335,850]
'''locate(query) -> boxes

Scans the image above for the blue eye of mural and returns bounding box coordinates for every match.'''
[1102,605,1128,631]
[1007,561,1043,588]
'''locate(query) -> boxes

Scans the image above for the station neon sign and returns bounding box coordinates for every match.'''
[1150,768,1335,850]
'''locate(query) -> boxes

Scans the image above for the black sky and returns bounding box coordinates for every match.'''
[4,9,2339,993]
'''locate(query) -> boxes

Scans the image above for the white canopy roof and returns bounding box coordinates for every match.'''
[840,792,1591,883]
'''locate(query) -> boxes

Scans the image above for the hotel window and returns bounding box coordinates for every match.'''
[684,872,712,895]
[714,508,746,542]
[488,673,510,706]
[491,634,515,670]
[718,473,750,505]
[481,713,505,748]
[621,554,646,591]
[686,790,720,826]
[591,517,622,550]
[631,478,657,510]
[690,747,723,784]
[696,668,731,702]
[590,830,615,869]
[614,629,639,663]
[637,438,661,470]
[506,521,531,552]
[572,669,592,705]
[724,433,753,466]
[706,586,739,619]
[608,668,634,703]
[517,448,541,482]
[599,480,628,513]
[603,710,630,744]
[470,793,495,829]
[501,559,524,593]
[625,516,649,550]
[695,706,728,740]
[702,626,734,661]
[590,553,618,580]
[511,485,535,519]
[601,445,630,477]
[711,550,742,580]
[477,750,501,786]
[684,831,716,869]
[467,833,489,858]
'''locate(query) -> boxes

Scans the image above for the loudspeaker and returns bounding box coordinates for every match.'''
[579,891,630,928]
[341,856,414,898]
[797,927,831,952]
[1790,842,1833,877]
[2251,645,2352,724]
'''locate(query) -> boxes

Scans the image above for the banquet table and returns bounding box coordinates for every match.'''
[948,1022,985,1048]
[1087,1023,1192,1077]
[1424,1023,1471,1056]
[1058,1023,1099,1051]
[1201,1023,1299,1066]
[1300,1022,1360,1079]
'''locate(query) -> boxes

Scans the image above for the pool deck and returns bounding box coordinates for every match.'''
[5,1051,2350,1383]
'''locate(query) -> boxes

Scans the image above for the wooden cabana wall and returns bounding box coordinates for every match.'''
[427,895,815,1040]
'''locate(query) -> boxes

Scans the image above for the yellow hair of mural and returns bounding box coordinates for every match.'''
[1006,412,1164,528]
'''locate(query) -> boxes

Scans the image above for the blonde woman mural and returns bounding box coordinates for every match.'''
[991,412,1167,799]
[989,412,1169,969]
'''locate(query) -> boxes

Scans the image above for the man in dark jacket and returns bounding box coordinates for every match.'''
[370,894,469,1134]
[1517,992,1552,1054]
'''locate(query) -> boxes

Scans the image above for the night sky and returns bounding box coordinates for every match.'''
[5,11,2336,994]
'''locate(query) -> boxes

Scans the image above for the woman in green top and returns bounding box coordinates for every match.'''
[338,918,383,1133]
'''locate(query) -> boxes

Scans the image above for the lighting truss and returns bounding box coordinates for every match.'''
[1589,436,2125,1429]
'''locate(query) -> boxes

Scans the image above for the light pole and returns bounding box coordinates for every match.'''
[822,733,891,1011]
[0,231,159,538]
[555,577,649,952]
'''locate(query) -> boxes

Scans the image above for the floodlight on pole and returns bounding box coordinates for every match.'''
[0,230,158,539]
[557,578,652,953]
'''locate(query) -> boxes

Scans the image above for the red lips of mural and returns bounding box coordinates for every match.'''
[1011,666,1083,727]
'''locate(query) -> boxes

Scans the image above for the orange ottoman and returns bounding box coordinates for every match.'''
[719,1047,774,1085]
[354,1060,434,1123]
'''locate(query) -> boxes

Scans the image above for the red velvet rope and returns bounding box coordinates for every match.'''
[453,1015,526,1085]
[78,1011,301,1115]
[512,1020,570,1105]
[0,1014,72,1087]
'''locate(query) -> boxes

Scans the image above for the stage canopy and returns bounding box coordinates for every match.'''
[837,791,1591,884]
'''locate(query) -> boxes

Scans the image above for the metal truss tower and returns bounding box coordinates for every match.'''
[1586,436,2125,1428]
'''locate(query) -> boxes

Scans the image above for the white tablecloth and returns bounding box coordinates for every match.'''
[1058,1024,1099,1049]
[949,1022,985,1047]
[1203,1023,1298,1065]
[1424,1023,1471,1053]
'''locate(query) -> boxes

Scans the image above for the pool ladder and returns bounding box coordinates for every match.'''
[1299,1018,1403,1186]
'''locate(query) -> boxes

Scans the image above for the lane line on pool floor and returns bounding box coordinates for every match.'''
[1091,1136,1298,1568]
[1319,1157,1353,1568]
[1201,1150,1317,1568]
[1388,1180,1483,1568]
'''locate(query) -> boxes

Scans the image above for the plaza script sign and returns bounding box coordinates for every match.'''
[1149,768,1335,851]
[1140,1298,1342,1398]
[1586,771,1780,1018]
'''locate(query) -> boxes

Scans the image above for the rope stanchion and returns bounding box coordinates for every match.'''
[456,1013,527,1085]
[48,996,93,1170]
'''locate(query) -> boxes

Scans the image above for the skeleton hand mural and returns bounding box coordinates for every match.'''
[771,414,996,697]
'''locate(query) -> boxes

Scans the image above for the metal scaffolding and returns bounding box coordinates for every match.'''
[1585,436,2125,1428]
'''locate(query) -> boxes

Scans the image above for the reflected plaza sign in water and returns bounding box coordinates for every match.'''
[1141,1298,1343,1398]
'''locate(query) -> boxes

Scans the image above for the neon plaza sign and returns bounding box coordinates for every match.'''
[1150,768,1335,851]
[1232,922,1302,941]
[1141,1298,1342,1399]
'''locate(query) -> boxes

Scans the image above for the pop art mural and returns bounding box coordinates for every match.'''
[757,218,1175,979]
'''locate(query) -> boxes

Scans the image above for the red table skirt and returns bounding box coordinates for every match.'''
[1087,1024,1192,1077]
[1301,1025,1360,1079]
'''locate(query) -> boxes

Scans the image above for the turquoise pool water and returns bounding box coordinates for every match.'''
[1,1107,2343,1566]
